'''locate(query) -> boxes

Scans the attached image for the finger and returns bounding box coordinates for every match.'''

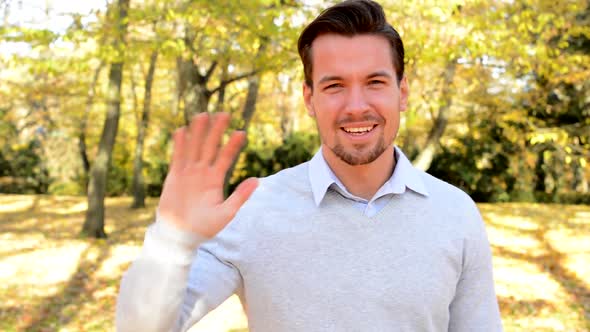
[186,112,210,163]
[200,112,231,165]
[214,130,246,174]
[222,177,259,219]
[170,127,187,171]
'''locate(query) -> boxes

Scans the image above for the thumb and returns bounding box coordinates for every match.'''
[223,177,259,218]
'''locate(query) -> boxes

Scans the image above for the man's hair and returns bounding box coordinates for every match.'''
[297,0,405,88]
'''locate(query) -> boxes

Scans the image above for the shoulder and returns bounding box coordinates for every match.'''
[420,171,475,206]
[214,162,315,244]
[417,171,485,234]
[256,161,311,197]
[233,162,315,218]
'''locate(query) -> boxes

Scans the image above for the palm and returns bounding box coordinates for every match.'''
[158,113,258,238]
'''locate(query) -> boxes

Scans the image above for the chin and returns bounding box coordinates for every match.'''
[333,145,387,166]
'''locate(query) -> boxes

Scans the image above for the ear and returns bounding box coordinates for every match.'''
[303,82,315,117]
[399,76,409,112]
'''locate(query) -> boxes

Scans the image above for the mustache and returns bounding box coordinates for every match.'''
[336,114,384,126]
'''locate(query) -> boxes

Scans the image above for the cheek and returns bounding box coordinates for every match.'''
[375,93,399,109]
[314,99,341,122]
[317,93,345,110]
[383,115,401,139]
[316,113,335,131]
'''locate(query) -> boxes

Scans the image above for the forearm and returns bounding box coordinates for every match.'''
[116,218,207,332]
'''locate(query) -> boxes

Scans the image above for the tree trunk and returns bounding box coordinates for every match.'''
[412,59,457,171]
[177,25,260,123]
[279,88,290,140]
[572,155,588,193]
[224,74,262,196]
[184,83,211,122]
[178,56,213,123]
[131,50,158,209]
[222,41,267,196]
[534,148,546,192]
[549,149,565,202]
[215,64,228,113]
[241,76,261,131]
[79,62,104,184]
[82,0,129,238]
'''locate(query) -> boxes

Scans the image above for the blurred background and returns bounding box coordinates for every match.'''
[0,0,588,331]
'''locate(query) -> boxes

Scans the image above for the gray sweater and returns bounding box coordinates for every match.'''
[116,160,503,332]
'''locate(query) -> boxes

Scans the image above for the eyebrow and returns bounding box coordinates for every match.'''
[367,71,393,80]
[318,75,342,85]
[317,71,393,85]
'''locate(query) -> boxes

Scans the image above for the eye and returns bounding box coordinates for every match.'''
[324,83,343,91]
[368,80,385,85]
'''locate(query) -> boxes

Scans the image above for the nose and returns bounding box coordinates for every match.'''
[344,85,370,115]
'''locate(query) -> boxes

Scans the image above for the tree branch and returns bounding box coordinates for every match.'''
[210,70,258,95]
[204,61,218,82]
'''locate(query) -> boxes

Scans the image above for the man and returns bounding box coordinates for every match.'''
[116,1,503,331]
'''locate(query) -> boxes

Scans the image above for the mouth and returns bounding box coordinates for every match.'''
[341,124,378,136]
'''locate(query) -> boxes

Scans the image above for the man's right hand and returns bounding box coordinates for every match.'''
[157,112,258,238]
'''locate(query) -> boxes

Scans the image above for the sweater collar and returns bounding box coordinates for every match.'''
[308,146,429,207]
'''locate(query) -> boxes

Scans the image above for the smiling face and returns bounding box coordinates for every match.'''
[303,33,409,166]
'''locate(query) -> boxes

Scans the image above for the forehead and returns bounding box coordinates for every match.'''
[310,33,395,80]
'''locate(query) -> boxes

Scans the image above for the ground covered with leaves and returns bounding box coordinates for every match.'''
[0,194,588,331]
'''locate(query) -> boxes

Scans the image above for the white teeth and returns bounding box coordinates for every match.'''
[343,126,373,133]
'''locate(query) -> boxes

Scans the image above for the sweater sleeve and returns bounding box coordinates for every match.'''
[115,215,242,332]
[448,207,503,332]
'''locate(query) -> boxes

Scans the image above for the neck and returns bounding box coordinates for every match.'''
[322,145,396,200]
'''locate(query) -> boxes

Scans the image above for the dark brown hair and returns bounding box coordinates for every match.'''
[297,0,405,88]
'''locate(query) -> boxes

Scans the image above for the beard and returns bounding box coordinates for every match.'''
[329,134,388,166]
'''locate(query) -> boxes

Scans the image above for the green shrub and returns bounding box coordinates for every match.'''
[228,131,319,193]
[0,140,51,194]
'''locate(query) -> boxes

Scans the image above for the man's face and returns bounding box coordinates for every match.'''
[303,33,408,166]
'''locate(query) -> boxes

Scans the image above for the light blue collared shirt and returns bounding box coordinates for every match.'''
[308,146,429,217]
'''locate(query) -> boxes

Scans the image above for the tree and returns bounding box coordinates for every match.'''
[79,61,105,182]
[130,49,158,208]
[82,0,130,238]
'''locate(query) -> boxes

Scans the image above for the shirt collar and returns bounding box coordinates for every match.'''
[308,146,429,207]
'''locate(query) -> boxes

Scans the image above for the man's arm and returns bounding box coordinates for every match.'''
[116,218,242,332]
[116,112,257,331]
[448,209,503,331]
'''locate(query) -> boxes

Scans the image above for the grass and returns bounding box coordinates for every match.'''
[0,194,588,331]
